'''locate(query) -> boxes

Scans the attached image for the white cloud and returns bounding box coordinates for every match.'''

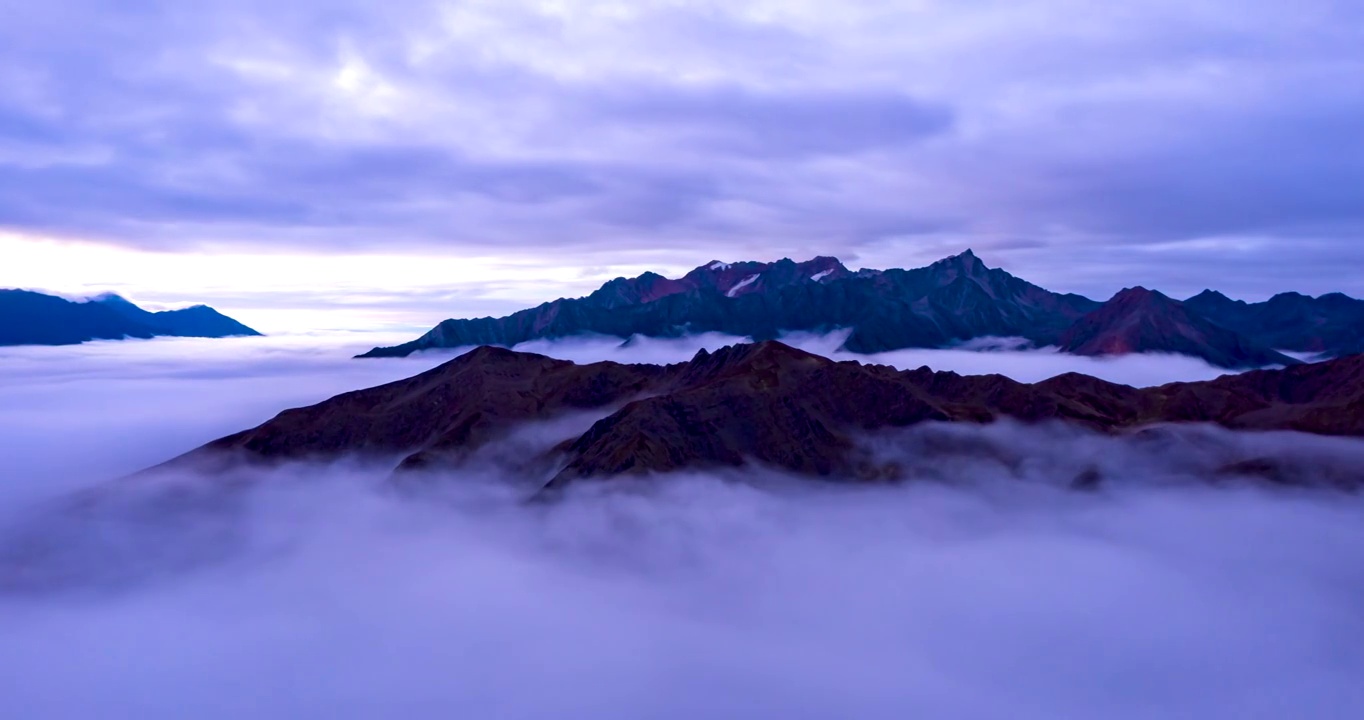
[445,330,1238,387]
[2,333,1363,717]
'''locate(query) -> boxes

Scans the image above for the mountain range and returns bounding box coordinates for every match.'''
[358,251,1361,369]
[170,340,1364,492]
[0,289,261,346]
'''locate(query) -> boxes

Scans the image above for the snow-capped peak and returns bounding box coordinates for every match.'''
[726,273,760,298]
[709,261,732,271]
[810,269,834,283]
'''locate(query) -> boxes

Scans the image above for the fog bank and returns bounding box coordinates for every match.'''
[1,334,1361,719]
[485,330,1239,387]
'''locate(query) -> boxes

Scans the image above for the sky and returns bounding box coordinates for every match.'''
[2,0,1363,332]
[3,335,1363,718]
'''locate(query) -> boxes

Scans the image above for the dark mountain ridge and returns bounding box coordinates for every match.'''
[359,251,1104,359]
[1058,287,1299,368]
[360,251,1359,368]
[1186,289,1364,356]
[0,289,261,346]
[362,252,1107,360]
[175,341,1364,491]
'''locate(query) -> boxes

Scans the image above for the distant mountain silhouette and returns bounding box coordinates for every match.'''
[0,290,261,346]
[359,251,1360,368]
[1058,287,1299,368]
[1185,289,1364,357]
[174,341,1364,490]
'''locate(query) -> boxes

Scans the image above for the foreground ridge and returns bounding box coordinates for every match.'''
[169,341,1364,489]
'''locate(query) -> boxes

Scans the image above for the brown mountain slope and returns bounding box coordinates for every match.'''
[187,346,668,469]
[170,342,1364,489]
[549,342,1152,485]
[1141,351,1364,434]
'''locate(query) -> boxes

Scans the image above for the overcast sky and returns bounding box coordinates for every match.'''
[2,0,1362,331]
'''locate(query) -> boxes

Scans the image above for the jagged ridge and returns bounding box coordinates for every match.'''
[358,251,1103,359]
[179,341,1364,490]
[358,251,1363,368]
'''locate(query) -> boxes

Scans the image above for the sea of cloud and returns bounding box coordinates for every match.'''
[509,329,1241,386]
[1,333,1362,718]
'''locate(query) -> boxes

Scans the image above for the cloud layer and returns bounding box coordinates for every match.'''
[452,330,1244,387]
[3,0,1364,302]
[3,335,1364,717]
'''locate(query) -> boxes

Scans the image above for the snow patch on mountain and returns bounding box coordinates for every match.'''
[727,274,760,298]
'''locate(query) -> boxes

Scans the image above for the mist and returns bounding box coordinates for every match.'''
[0,332,442,504]
[2,335,1362,718]
[475,329,1239,387]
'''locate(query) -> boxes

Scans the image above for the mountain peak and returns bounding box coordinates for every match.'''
[1188,289,1230,301]
[690,340,826,368]
[680,340,831,386]
[1109,286,1173,306]
[85,292,134,305]
[931,249,989,275]
[1267,291,1312,305]
[451,345,577,370]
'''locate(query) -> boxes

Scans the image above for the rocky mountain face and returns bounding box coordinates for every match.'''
[358,251,1102,359]
[179,341,1364,491]
[1058,288,1300,368]
[1185,289,1364,357]
[0,290,261,346]
[359,251,1362,368]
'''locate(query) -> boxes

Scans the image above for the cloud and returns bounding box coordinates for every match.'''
[443,330,1242,387]
[0,333,444,503]
[2,1,1363,301]
[587,84,955,157]
[3,333,1364,717]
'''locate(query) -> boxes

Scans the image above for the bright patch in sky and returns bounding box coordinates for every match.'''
[0,232,685,333]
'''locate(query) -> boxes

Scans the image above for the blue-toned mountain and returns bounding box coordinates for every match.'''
[357,251,1362,369]
[0,290,261,346]
[1185,289,1364,358]
[359,251,1099,358]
